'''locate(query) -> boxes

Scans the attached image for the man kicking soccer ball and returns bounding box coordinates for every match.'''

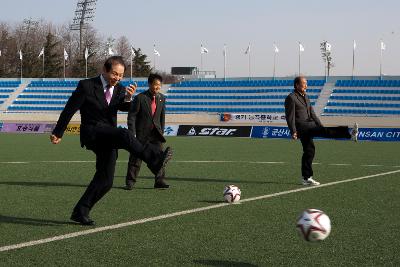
[285,76,358,186]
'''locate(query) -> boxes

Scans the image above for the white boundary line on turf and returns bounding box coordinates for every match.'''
[1,169,399,253]
[0,160,397,168]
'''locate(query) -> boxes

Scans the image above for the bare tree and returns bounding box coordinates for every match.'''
[0,18,155,78]
[116,36,130,58]
[320,40,334,77]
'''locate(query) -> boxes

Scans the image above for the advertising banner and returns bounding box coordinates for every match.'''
[357,128,400,141]
[251,126,291,139]
[251,126,400,141]
[178,125,252,137]
[0,123,48,133]
[220,113,286,123]
[117,124,179,137]
[65,124,80,134]
[164,125,179,136]
[43,123,56,133]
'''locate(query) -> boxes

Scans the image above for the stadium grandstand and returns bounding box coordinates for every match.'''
[0,76,399,127]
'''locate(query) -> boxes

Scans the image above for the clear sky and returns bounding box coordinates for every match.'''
[1,0,400,78]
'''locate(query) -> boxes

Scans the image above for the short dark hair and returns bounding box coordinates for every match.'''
[148,73,163,84]
[104,56,126,72]
[294,76,306,89]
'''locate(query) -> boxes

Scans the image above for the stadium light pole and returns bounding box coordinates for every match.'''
[70,0,97,55]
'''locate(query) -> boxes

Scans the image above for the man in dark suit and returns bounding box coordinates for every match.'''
[285,76,357,186]
[50,56,173,225]
[125,73,169,190]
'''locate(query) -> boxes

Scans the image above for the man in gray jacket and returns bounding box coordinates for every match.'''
[284,76,358,186]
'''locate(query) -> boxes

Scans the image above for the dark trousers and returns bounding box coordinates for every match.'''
[126,130,164,185]
[74,125,162,216]
[298,123,351,179]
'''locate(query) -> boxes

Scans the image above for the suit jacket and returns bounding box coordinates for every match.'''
[52,76,130,148]
[284,90,322,135]
[127,89,166,143]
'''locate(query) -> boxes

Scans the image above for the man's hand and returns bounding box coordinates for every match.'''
[50,134,62,144]
[292,132,298,140]
[125,82,137,101]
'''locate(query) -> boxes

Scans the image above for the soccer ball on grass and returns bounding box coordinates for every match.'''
[223,185,241,203]
[296,209,331,242]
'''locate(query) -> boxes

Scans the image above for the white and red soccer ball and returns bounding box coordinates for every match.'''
[223,185,241,203]
[296,209,331,242]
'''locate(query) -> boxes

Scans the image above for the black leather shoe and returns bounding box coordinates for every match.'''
[154,180,170,189]
[125,182,135,190]
[70,213,95,226]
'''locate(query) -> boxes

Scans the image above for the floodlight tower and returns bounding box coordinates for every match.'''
[70,0,97,55]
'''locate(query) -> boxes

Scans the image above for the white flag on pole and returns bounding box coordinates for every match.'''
[84,47,89,60]
[380,40,386,50]
[64,48,68,60]
[38,47,44,57]
[353,40,357,50]
[200,44,209,54]
[326,42,332,52]
[19,50,23,60]
[153,46,160,56]
[108,47,115,56]
[273,43,279,53]
[299,42,305,52]
[244,43,251,54]
[131,46,136,57]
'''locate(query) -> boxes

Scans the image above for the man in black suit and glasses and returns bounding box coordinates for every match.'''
[50,56,173,225]
[285,76,358,186]
[125,73,169,190]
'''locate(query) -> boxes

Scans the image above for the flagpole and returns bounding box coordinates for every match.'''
[379,41,383,81]
[200,52,203,73]
[130,53,133,80]
[223,44,226,81]
[20,57,22,80]
[63,56,66,80]
[351,41,355,80]
[248,49,251,81]
[153,44,156,70]
[298,42,301,75]
[352,48,355,80]
[42,52,45,78]
[84,47,88,78]
[273,50,276,80]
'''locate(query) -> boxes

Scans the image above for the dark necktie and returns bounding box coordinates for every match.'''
[151,95,156,116]
[105,85,112,105]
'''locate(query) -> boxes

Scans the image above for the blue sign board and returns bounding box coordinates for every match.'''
[251,126,400,141]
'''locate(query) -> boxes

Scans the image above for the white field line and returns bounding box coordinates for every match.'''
[1,169,399,253]
[0,160,396,168]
